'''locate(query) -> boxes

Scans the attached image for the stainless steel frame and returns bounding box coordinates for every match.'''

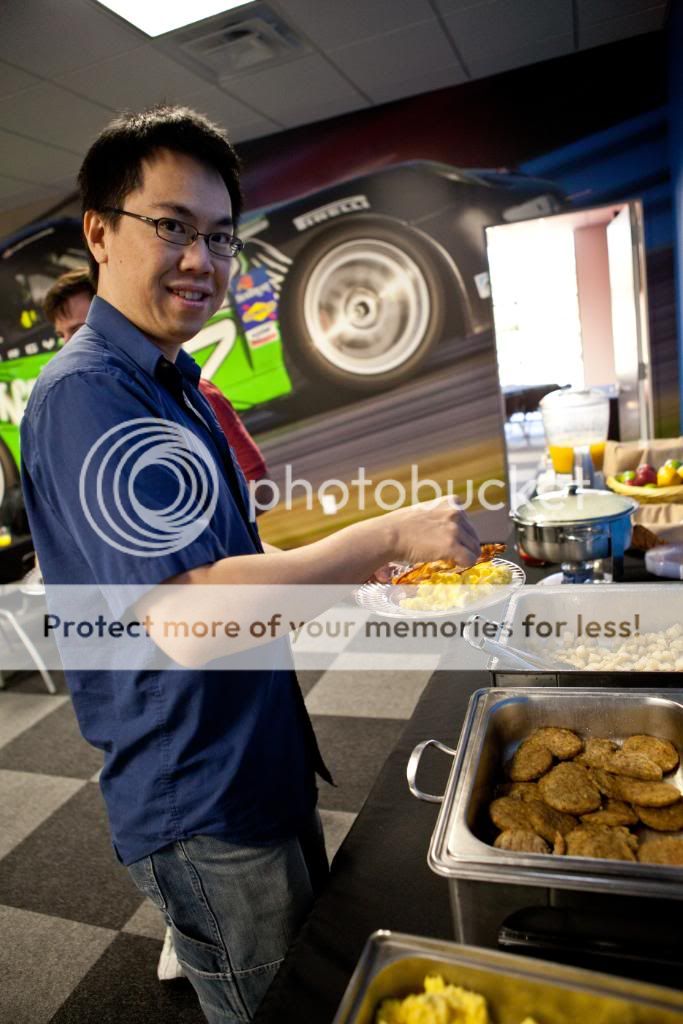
[409,688,683,946]
[483,583,683,686]
[332,930,683,1023]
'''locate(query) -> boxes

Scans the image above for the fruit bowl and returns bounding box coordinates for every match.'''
[606,475,683,503]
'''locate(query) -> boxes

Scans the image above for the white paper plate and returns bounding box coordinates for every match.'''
[354,558,526,619]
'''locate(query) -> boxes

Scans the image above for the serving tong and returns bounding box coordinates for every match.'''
[463,614,574,671]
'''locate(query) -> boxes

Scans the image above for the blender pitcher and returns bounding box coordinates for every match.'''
[539,387,610,486]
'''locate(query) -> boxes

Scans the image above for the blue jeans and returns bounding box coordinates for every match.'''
[127,812,328,1023]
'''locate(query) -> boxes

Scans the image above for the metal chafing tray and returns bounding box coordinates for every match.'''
[408,688,683,948]
[332,930,683,1023]
[483,584,683,686]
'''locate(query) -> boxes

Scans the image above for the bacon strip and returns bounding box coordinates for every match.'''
[391,543,506,585]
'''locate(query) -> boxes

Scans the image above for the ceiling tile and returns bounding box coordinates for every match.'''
[275,95,371,130]
[0,178,59,210]
[56,44,212,112]
[180,85,280,135]
[579,7,667,47]
[330,20,464,95]
[225,54,366,123]
[46,175,80,200]
[366,64,469,104]
[0,0,142,78]
[277,0,435,49]
[468,32,575,78]
[0,84,110,153]
[443,0,573,62]
[0,0,669,221]
[232,121,286,143]
[433,0,499,11]
[0,61,41,98]
[0,175,49,202]
[205,114,281,141]
[0,129,82,185]
[577,0,665,26]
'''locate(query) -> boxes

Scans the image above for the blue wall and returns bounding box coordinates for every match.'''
[520,108,672,252]
[669,0,683,430]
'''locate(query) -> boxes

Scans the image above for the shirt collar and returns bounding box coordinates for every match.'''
[86,295,201,387]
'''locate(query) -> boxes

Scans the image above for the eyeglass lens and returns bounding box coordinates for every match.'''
[156,218,240,258]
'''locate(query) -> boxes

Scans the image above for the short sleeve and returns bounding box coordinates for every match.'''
[22,370,232,610]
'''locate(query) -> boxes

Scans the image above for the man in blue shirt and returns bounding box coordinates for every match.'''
[20,106,480,1023]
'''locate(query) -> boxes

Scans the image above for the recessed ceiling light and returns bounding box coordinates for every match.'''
[95,0,252,37]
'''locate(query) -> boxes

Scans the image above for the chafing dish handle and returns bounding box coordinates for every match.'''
[407,738,457,803]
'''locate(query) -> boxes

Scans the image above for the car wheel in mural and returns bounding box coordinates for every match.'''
[279,217,445,391]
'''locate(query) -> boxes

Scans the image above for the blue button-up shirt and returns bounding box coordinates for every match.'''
[20,296,324,865]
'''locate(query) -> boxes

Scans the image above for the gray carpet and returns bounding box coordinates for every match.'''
[0,660,432,1022]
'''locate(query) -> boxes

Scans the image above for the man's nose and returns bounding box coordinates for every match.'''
[178,236,214,273]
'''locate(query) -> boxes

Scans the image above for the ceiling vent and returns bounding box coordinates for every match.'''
[169,4,309,82]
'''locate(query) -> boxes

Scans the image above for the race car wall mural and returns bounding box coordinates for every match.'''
[0,160,564,555]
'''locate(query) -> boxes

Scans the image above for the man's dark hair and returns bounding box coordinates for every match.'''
[77,105,243,282]
[43,267,94,325]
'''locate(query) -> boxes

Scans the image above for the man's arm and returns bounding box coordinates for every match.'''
[136,498,480,666]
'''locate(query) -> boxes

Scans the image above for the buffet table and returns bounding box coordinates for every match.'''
[254,550,681,1024]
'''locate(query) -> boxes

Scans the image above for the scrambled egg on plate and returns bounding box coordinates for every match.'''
[376,975,539,1024]
[400,562,513,612]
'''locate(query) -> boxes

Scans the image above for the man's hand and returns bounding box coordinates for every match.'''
[385,496,481,569]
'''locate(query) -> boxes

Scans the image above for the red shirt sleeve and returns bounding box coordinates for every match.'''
[198,378,268,482]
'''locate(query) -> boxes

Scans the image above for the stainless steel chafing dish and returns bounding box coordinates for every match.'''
[333,930,683,1023]
[472,584,683,687]
[408,688,683,948]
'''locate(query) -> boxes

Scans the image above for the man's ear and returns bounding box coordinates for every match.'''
[83,210,108,267]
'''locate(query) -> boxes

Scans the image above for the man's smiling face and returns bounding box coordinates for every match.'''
[90,148,235,356]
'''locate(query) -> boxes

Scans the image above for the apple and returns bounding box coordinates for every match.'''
[633,463,657,486]
[666,459,682,470]
[617,470,636,484]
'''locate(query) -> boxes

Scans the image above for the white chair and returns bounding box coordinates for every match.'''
[0,566,57,694]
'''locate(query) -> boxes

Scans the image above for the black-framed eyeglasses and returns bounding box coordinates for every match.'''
[102,207,244,259]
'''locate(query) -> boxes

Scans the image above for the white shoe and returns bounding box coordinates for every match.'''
[157,926,185,981]
[19,564,44,596]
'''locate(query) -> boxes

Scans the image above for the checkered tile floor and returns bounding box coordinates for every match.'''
[0,643,437,1024]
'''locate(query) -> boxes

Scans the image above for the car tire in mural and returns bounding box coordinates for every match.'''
[279,216,446,392]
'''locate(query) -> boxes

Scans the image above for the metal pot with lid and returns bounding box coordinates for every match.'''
[511,484,638,581]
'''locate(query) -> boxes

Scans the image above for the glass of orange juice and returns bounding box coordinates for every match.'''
[589,441,605,471]
[548,445,574,474]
